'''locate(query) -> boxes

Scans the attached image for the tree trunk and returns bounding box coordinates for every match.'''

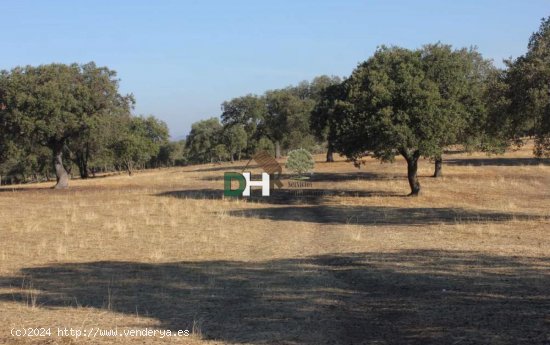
[126,161,133,176]
[77,153,89,179]
[326,142,334,162]
[275,141,281,159]
[53,142,69,189]
[82,143,90,178]
[433,156,442,178]
[403,150,420,196]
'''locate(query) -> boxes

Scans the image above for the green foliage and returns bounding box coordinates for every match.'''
[221,95,266,139]
[500,17,550,157]
[216,76,341,160]
[68,111,128,177]
[310,81,347,160]
[333,46,436,161]
[155,141,187,167]
[255,137,275,155]
[285,148,315,175]
[223,125,247,161]
[0,140,52,183]
[221,95,266,156]
[308,75,343,102]
[469,67,510,154]
[332,45,495,160]
[111,116,169,174]
[3,23,549,188]
[330,45,497,194]
[1,63,133,145]
[185,117,223,163]
[0,62,133,186]
[421,44,495,152]
[263,88,317,154]
[213,144,230,162]
[310,82,345,141]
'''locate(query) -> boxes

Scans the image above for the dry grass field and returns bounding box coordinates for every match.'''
[0,144,549,344]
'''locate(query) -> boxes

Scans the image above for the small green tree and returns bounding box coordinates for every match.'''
[223,125,247,162]
[155,141,186,167]
[256,137,275,155]
[286,148,315,176]
[185,118,223,163]
[213,144,230,162]
[221,94,266,155]
[310,81,347,162]
[111,116,167,175]
[263,89,315,158]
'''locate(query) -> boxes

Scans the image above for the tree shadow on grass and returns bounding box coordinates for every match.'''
[0,186,53,193]
[157,188,403,205]
[446,157,550,166]
[188,164,258,173]
[306,171,399,182]
[229,205,547,226]
[157,188,547,225]
[1,250,548,344]
[200,171,398,183]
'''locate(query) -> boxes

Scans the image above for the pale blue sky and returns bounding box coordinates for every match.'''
[1,1,547,138]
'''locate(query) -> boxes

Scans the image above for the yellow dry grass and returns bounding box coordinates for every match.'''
[0,144,548,344]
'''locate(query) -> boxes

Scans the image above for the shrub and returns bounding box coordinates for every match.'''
[286,148,314,175]
[256,137,275,155]
[213,144,230,162]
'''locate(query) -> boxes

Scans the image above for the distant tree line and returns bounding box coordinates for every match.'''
[185,75,342,164]
[185,17,550,196]
[1,17,549,191]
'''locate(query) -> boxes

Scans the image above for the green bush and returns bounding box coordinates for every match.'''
[213,144,230,162]
[256,137,275,155]
[285,148,314,176]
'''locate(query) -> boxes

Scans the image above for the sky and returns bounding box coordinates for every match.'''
[1,0,548,138]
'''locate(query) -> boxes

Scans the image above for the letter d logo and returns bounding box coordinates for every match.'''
[224,172,246,197]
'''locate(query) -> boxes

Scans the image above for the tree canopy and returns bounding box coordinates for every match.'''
[331,45,494,195]
[500,17,550,157]
[185,117,223,163]
[0,62,133,188]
